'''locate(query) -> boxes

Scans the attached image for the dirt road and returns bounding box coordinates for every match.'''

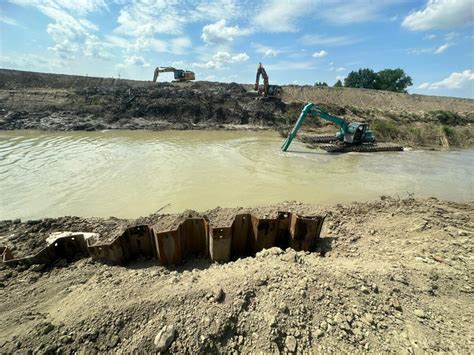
[1,196,472,353]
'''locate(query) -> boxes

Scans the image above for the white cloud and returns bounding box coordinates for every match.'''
[190,0,241,22]
[336,67,346,72]
[264,49,277,57]
[423,34,437,40]
[408,47,435,54]
[0,14,21,26]
[252,43,280,57]
[417,82,431,89]
[193,51,249,69]
[10,0,109,60]
[402,0,474,31]
[1,53,52,70]
[11,0,107,15]
[418,70,474,89]
[336,75,344,82]
[409,43,455,55]
[201,19,250,44]
[254,0,313,32]
[434,43,451,54]
[253,0,402,32]
[115,0,183,37]
[123,55,150,67]
[318,0,404,25]
[193,61,219,69]
[170,37,192,54]
[204,75,217,81]
[312,50,328,58]
[104,34,190,55]
[301,34,360,46]
[444,31,458,41]
[265,60,316,71]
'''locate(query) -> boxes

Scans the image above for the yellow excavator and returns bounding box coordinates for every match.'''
[254,62,280,97]
[152,67,195,82]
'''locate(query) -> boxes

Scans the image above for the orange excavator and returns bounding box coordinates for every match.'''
[153,67,195,82]
[254,62,280,97]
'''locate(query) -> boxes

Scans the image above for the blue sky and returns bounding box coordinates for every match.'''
[1,0,473,98]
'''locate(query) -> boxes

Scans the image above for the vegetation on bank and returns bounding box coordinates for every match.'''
[277,107,473,149]
[370,120,473,148]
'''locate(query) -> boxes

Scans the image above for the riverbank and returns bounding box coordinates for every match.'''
[0,196,472,353]
[1,69,473,149]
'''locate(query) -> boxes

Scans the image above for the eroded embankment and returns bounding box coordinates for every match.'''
[0,69,286,131]
[0,197,472,353]
[1,69,473,149]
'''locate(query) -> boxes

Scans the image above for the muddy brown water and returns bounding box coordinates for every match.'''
[1,130,473,220]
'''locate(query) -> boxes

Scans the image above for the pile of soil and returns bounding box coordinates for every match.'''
[0,70,285,131]
[0,196,472,353]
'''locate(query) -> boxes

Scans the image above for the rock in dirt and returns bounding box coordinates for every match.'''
[213,287,225,302]
[285,335,297,353]
[154,325,176,352]
[414,309,427,319]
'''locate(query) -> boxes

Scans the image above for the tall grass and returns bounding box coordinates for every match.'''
[370,119,473,148]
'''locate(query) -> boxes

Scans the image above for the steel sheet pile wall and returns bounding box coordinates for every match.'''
[1,212,325,267]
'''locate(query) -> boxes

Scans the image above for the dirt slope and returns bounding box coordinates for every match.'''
[281,85,474,113]
[1,69,473,132]
[0,197,472,353]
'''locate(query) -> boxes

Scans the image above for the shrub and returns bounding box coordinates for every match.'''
[431,110,463,126]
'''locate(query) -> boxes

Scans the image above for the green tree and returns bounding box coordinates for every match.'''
[374,68,413,93]
[344,68,377,89]
[334,79,343,87]
[314,82,328,87]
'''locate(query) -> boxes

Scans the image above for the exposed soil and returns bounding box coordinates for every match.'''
[1,196,472,353]
[1,69,473,149]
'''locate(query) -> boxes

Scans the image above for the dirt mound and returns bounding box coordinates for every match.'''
[0,197,472,353]
[0,69,286,131]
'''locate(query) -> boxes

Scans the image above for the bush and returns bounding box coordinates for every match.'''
[431,110,463,125]
[370,119,473,148]
[278,108,302,125]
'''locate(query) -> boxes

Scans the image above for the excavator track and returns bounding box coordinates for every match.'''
[301,135,338,144]
[318,143,404,153]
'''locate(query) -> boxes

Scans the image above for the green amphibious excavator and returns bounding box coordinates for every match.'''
[281,102,404,153]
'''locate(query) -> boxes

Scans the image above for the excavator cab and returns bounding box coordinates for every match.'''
[343,123,374,145]
[174,70,195,81]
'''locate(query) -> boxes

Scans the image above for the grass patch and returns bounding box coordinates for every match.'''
[371,119,473,148]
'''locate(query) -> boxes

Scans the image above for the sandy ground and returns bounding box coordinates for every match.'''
[0,196,472,353]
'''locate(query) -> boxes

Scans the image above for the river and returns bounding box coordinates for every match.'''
[0,130,472,220]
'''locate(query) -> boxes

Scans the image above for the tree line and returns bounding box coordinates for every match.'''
[314,68,413,93]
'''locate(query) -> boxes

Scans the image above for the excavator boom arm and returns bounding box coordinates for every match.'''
[153,67,177,82]
[309,107,348,131]
[255,65,269,92]
[281,102,349,151]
